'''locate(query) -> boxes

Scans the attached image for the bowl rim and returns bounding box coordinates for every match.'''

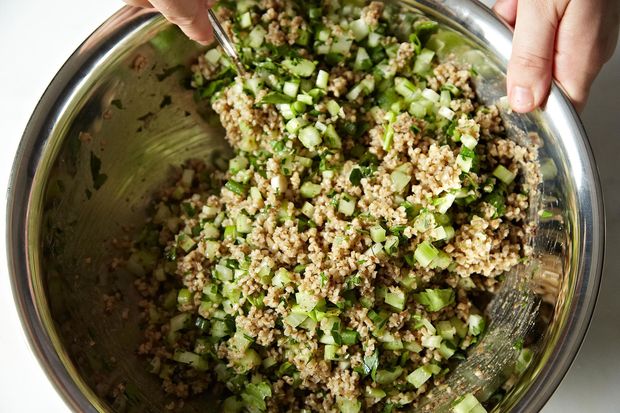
[6,2,605,412]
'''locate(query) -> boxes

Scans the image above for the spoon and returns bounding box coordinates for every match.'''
[207,9,246,76]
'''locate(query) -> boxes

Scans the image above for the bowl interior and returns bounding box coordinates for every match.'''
[12,2,602,412]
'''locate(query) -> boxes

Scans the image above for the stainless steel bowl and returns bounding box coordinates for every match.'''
[7,1,604,412]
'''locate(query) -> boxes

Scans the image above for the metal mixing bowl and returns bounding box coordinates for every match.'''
[7,1,604,412]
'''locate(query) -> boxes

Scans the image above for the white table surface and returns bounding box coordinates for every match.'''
[0,1,618,412]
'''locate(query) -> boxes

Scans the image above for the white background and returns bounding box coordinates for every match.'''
[0,1,618,412]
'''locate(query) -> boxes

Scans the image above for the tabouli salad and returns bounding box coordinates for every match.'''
[130,0,539,412]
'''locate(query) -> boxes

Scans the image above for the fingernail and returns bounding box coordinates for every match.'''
[510,85,535,113]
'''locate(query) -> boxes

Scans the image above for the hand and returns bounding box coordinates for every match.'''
[493,0,619,113]
[123,0,214,44]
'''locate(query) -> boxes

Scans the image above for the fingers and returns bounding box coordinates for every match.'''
[553,0,620,111]
[492,0,518,26]
[507,0,567,113]
[148,0,214,44]
[123,0,152,7]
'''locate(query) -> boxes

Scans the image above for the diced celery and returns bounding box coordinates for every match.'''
[370,225,387,243]
[414,241,439,267]
[421,335,442,349]
[468,314,486,336]
[285,312,307,327]
[354,47,372,71]
[350,18,370,41]
[452,393,487,413]
[460,134,478,149]
[236,214,252,234]
[282,58,317,77]
[413,49,435,74]
[422,88,440,103]
[301,202,315,218]
[492,165,516,184]
[316,70,330,89]
[324,344,339,360]
[414,288,455,312]
[248,26,266,49]
[438,106,455,120]
[172,350,208,371]
[301,181,322,198]
[327,100,342,117]
[272,268,292,287]
[298,126,322,148]
[385,288,406,311]
[375,367,403,384]
[407,365,433,388]
[324,124,342,149]
[368,32,382,47]
[338,195,357,216]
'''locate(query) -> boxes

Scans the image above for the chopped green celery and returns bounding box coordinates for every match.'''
[282,58,316,77]
[244,76,264,96]
[422,88,440,103]
[327,100,342,117]
[337,397,361,413]
[383,122,395,151]
[468,314,486,336]
[404,341,423,353]
[346,83,365,101]
[285,312,307,327]
[399,272,417,291]
[301,181,322,198]
[324,344,340,360]
[283,80,300,98]
[324,124,342,148]
[338,195,357,216]
[440,340,457,358]
[452,393,487,413]
[383,339,404,350]
[320,316,341,332]
[438,106,456,120]
[414,241,439,267]
[278,103,295,120]
[271,174,288,194]
[361,77,376,93]
[414,211,436,232]
[300,316,317,330]
[222,396,243,413]
[492,165,516,184]
[370,225,387,243]
[301,202,315,218]
[341,329,358,345]
[229,155,248,173]
[177,233,196,252]
[406,365,436,388]
[391,168,412,193]
[247,25,266,49]
[205,240,220,260]
[172,350,208,371]
[540,158,558,180]
[177,288,192,305]
[440,90,452,107]
[409,101,427,118]
[224,225,237,241]
[205,48,222,65]
[331,35,353,54]
[236,214,252,234]
[286,116,307,134]
[354,47,372,71]
[298,125,322,149]
[460,133,478,149]
[457,153,473,172]
[236,348,262,371]
[383,235,399,256]
[316,70,330,89]
[394,77,418,100]
[431,251,453,270]
[368,32,382,47]
[413,49,435,74]
[451,317,468,338]
[296,291,320,312]
[384,288,406,310]
[169,312,191,333]
[215,263,234,281]
[436,320,457,340]
[375,366,403,384]
[239,11,252,28]
[350,18,370,41]
[414,288,455,311]
[515,347,533,374]
[230,331,253,352]
[430,225,455,241]
[297,93,314,105]
[421,335,442,349]
[272,268,292,287]
[365,386,386,399]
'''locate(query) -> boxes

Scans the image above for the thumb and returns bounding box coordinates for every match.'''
[149,0,214,44]
[507,0,565,113]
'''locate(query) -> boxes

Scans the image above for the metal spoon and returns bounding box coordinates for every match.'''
[207,9,246,76]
